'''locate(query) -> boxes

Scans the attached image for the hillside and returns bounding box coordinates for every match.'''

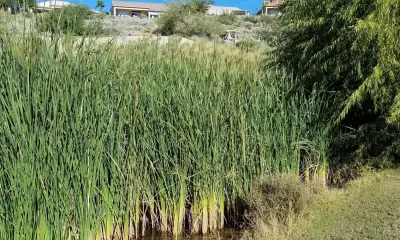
[1,10,277,45]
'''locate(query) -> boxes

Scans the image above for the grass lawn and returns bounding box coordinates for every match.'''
[291,169,400,240]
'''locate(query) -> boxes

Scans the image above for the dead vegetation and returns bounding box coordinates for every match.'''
[242,175,323,240]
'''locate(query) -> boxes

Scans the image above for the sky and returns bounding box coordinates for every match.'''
[54,0,264,15]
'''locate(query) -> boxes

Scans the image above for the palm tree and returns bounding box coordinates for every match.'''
[96,0,105,12]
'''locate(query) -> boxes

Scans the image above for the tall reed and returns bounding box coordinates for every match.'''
[0,32,328,239]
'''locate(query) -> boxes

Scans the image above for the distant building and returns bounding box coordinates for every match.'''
[36,0,73,12]
[111,1,167,18]
[207,5,250,16]
[110,1,249,18]
[262,0,284,16]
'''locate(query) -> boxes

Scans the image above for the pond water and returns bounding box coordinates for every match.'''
[140,229,242,240]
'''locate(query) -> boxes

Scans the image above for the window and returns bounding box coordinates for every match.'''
[268,10,278,16]
[148,12,161,18]
[132,12,141,17]
[118,11,129,17]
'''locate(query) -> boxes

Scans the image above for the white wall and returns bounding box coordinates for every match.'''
[207,9,232,15]
[206,7,249,16]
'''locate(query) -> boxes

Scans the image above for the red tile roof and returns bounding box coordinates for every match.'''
[264,1,285,7]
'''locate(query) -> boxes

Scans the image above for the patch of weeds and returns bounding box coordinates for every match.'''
[242,174,319,240]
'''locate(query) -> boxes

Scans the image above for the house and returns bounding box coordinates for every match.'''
[262,0,284,16]
[4,0,68,13]
[111,1,167,18]
[207,5,249,16]
[36,0,73,12]
[36,1,100,13]
[110,1,249,18]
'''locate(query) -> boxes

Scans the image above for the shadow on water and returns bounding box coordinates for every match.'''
[140,229,242,240]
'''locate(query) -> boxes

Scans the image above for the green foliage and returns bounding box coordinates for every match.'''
[330,117,400,172]
[291,170,400,240]
[37,5,92,35]
[275,0,375,94]
[240,21,254,29]
[274,0,400,169]
[95,0,105,11]
[244,15,275,25]
[253,17,280,45]
[236,38,256,51]
[339,0,400,126]
[181,0,214,13]
[237,15,281,46]
[276,0,400,124]
[176,14,225,37]
[0,34,328,238]
[0,0,10,7]
[0,0,35,8]
[156,3,181,35]
[243,15,257,24]
[157,0,225,37]
[218,13,237,25]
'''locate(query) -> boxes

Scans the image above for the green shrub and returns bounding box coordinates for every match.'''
[244,15,276,25]
[236,38,256,51]
[156,10,180,35]
[157,10,226,37]
[37,5,92,35]
[176,14,225,37]
[240,21,254,29]
[243,15,257,24]
[157,0,227,37]
[239,15,280,46]
[218,13,237,25]
[328,116,400,187]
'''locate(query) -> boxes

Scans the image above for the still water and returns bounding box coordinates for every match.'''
[140,229,242,240]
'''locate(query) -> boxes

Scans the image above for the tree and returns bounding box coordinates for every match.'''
[96,0,105,12]
[274,0,374,95]
[274,0,400,124]
[157,3,181,35]
[273,0,400,167]
[181,0,214,13]
[339,0,400,126]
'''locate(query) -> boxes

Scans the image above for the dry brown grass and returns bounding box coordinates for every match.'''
[242,175,323,240]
